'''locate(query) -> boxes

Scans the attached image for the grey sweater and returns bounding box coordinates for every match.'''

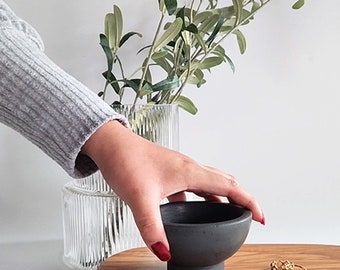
[0,1,127,178]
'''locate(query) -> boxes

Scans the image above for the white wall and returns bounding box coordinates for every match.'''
[1,0,339,245]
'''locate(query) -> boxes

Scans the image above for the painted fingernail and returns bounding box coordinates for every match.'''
[151,241,171,261]
[261,212,266,226]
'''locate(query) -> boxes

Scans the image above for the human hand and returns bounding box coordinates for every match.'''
[82,120,265,261]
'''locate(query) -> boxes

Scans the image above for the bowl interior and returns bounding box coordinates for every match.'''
[161,201,249,225]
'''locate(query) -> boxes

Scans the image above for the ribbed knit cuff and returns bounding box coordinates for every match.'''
[0,27,127,178]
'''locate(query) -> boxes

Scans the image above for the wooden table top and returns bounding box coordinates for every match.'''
[99,244,340,270]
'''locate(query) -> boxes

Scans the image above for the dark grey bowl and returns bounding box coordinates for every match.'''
[160,202,252,270]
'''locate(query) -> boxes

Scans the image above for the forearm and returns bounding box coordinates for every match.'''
[0,2,127,177]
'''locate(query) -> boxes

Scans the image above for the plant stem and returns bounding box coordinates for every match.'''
[132,12,166,107]
[116,56,126,102]
[102,81,109,101]
[170,45,191,103]
[189,0,195,22]
[102,50,118,101]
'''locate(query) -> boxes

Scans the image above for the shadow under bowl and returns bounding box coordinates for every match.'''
[160,202,252,270]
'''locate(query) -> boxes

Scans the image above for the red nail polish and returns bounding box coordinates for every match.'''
[151,241,171,261]
[261,212,266,226]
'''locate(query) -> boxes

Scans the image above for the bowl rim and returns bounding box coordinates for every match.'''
[160,201,252,227]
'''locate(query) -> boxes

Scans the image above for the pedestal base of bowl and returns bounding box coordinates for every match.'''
[167,262,224,270]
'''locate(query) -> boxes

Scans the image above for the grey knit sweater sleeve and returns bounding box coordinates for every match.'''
[0,1,128,178]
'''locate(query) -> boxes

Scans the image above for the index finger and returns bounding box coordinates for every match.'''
[187,164,265,224]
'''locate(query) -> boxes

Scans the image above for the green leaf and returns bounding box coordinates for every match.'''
[186,69,206,87]
[138,88,154,98]
[210,44,235,72]
[152,76,180,92]
[111,101,122,107]
[251,1,260,13]
[164,0,177,15]
[99,34,113,73]
[185,23,198,34]
[232,0,242,26]
[173,37,183,58]
[137,45,152,55]
[142,57,153,84]
[104,6,123,50]
[176,6,185,28]
[210,44,225,58]
[102,71,120,94]
[152,56,173,74]
[224,54,235,73]
[220,6,235,20]
[192,57,223,70]
[292,0,305,9]
[123,79,153,95]
[193,10,216,26]
[181,30,193,47]
[194,69,205,86]
[197,13,220,34]
[154,17,183,52]
[173,95,198,115]
[151,50,168,60]
[119,32,142,47]
[104,13,116,50]
[240,9,253,25]
[123,79,140,93]
[186,75,200,85]
[113,5,123,49]
[221,18,236,30]
[206,12,225,45]
[234,29,246,54]
[194,33,207,54]
[138,84,153,97]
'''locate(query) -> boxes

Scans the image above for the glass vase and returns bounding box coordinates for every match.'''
[62,104,179,269]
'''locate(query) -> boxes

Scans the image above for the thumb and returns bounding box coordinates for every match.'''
[130,200,171,262]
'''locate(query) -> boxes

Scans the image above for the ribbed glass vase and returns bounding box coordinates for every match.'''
[62,104,179,269]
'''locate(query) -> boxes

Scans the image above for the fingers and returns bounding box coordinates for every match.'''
[187,163,265,224]
[129,197,171,262]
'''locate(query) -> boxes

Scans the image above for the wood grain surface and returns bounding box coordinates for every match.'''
[99,244,340,270]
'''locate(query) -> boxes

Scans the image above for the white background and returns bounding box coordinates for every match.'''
[1,0,339,247]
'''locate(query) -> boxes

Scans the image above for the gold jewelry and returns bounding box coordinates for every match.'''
[270,260,307,270]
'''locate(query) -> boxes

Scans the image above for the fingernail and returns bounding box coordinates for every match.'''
[261,212,266,226]
[151,241,171,261]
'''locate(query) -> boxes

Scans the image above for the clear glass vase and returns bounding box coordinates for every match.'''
[62,104,179,269]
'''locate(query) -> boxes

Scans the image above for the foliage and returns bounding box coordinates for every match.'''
[99,0,304,114]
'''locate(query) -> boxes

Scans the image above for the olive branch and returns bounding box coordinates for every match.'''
[99,0,304,115]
